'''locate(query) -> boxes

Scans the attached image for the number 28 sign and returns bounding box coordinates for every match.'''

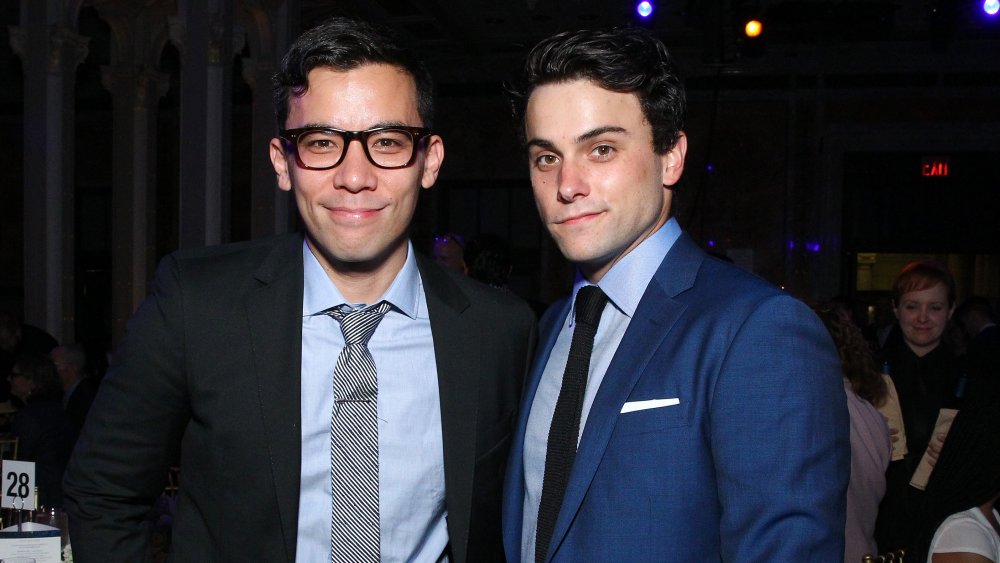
[2,460,35,511]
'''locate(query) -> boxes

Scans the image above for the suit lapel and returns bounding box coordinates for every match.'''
[546,233,704,560]
[246,235,305,562]
[416,254,478,563]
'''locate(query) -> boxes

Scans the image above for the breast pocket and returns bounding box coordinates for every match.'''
[614,399,691,436]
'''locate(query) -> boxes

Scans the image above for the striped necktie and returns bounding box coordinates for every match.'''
[325,300,392,563]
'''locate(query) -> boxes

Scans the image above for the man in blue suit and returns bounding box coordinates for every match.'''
[503,26,851,562]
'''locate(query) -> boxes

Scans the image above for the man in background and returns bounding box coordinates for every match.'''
[51,343,98,443]
[432,232,468,274]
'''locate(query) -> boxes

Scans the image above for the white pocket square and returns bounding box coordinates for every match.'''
[620,398,680,414]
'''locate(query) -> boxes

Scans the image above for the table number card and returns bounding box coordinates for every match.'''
[1,461,35,511]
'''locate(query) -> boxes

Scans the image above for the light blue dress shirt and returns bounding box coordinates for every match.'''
[296,241,448,563]
[521,218,682,560]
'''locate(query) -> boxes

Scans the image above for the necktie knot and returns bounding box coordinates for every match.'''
[326,301,392,346]
[574,285,608,327]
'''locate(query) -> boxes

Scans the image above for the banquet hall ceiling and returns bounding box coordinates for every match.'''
[298,0,1000,82]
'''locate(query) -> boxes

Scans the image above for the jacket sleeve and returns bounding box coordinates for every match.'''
[63,255,191,563]
[712,294,850,561]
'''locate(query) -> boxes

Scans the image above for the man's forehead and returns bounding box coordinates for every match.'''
[526,95,645,147]
[527,80,643,123]
[286,64,420,126]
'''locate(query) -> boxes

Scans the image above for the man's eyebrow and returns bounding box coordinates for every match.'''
[370,120,411,129]
[292,120,412,130]
[526,126,627,150]
[576,126,627,143]
[526,138,556,151]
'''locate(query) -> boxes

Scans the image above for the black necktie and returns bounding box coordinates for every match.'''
[535,285,609,563]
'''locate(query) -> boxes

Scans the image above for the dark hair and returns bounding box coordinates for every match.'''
[12,353,63,402]
[464,234,513,289]
[272,17,435,129]
[914,383,1000,557]
[0,310,18,334]
[815,306,888,407]
[508,26,686,154]
[892,259,956,307]
[955,296,995,323]
[0,310,18,352]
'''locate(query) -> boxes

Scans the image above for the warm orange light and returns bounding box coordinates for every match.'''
[744,19,763,38]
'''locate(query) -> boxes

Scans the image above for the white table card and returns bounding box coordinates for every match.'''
[1,461,35,511]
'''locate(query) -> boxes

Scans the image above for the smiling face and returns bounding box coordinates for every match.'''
[894,283,954,356]
[524,79,686,282]
[270,64,443,286]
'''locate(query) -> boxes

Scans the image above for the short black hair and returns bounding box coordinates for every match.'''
[272,16,434,130]
[508,26,686,154]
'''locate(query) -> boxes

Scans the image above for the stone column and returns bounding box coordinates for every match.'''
[92,0,171,341]
[240,0,300,238]
[171,0,236,248]
[100,63,170,339]
[10,2,90,343]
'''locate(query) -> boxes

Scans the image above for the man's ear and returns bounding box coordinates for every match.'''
[420,135,445,190]
[269,138,293,192]
[661,132,687,187]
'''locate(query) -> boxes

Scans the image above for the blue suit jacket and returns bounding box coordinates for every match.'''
[503,232,850,562]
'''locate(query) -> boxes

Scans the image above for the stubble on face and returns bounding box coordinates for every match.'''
[524,79,684,282]
[269,64,443,301]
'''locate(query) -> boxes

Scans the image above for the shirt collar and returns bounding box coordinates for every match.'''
[570,217,682,321]
[302,240,421,319]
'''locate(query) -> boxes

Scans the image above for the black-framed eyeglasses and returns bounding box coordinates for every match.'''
[279,126,432,170]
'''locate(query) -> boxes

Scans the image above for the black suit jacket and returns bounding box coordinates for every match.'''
[64,376,99,440]
[63,234,537,562]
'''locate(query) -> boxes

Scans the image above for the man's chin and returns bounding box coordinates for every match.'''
[562,252,615,280]
[308,235,409,274]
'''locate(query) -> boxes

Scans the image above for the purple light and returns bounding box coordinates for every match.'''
[985,0,999,16]
[707,239,715,247]
[707,164,714,171]
[807,242,821,253]
[637,1,654,18]
[788,240,795,250]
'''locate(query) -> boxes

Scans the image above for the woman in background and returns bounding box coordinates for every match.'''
[876,260,965,554]
[817,304,893,563]
[8,352,71,508]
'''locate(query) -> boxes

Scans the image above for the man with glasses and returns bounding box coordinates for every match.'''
[64,17,536,563]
